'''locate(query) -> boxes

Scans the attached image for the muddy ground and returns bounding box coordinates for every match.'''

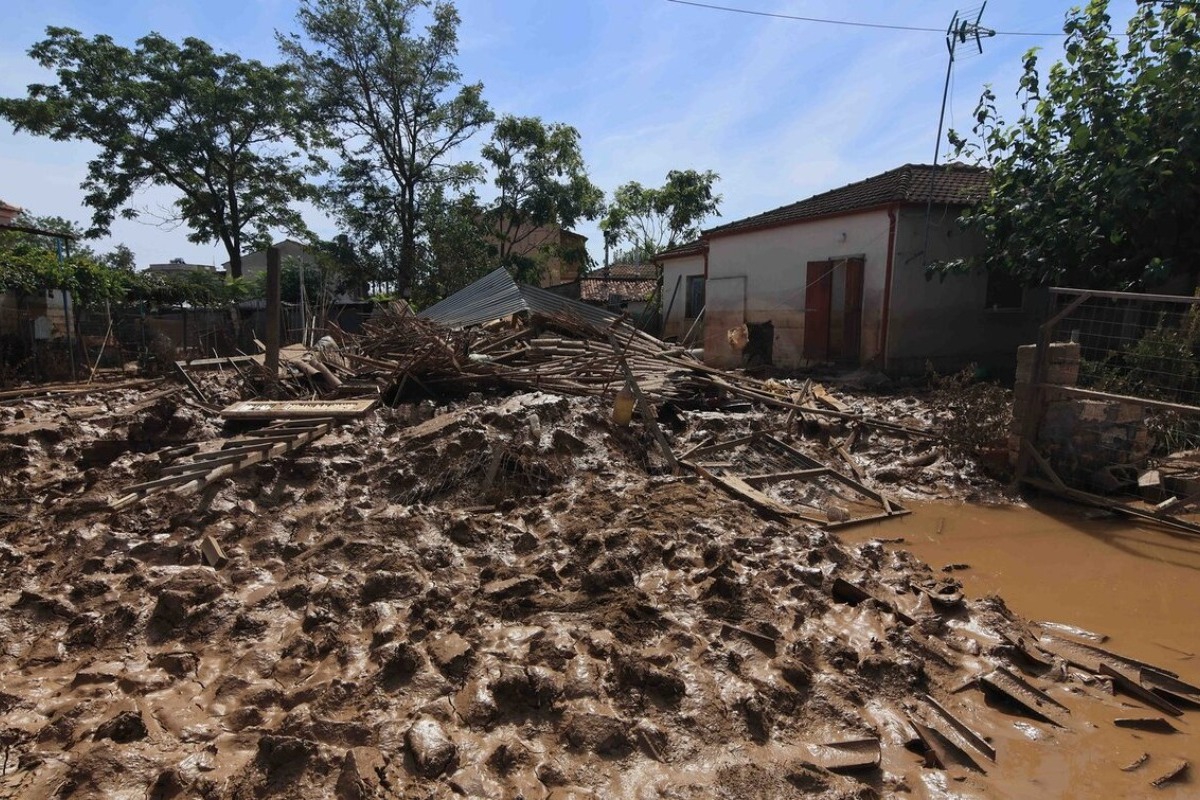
[0,381,1194,798]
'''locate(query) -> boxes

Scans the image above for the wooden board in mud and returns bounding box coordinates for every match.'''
[220,398,378,419]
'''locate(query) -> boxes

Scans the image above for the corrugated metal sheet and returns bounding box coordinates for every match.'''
[519,283,623,331]
[418,268,527,329]
[418,267,623,334]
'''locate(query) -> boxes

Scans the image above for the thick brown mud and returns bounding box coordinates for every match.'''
[843,500,1200,799]
[2,383,1197,799]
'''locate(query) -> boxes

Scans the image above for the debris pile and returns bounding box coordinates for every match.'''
[3,272,1194,797]
[1,384,1198,798]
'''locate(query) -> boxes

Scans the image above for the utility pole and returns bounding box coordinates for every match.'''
[922,3,995,265]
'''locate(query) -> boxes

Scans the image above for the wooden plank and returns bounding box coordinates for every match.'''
[836,444,865,480]
[763,435,887,505]
[0,377,163,403]
[608,335,678,471]
[159,448,273,474]
[173,362,209,404]
[742,468,829,484]
[695,466,823,524]
[685,434,759,462]
[174,424,329,496]
[120,469,213,494]
[1038,634,1178,677]
[1154,489,1200,517]
[802,738,881,774]
[175,355,258,371]
[220,398,377,420]
[677,434,715,462]
[112,423,330,510]
[1021,441,1068,491]
[823,509,912,530]
[1022,477,1200,537]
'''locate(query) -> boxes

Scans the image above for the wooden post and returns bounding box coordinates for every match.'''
[265,246,281,388]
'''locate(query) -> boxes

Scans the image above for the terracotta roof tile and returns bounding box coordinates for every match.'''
[579,278,656,303]
[584,263,658,280]
[704,163,989,238]
[653,240,707,260]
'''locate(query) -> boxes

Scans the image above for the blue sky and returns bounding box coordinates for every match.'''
[0,0,1137,268]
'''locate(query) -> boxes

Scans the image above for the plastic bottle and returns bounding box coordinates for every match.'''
[612,385,635,427]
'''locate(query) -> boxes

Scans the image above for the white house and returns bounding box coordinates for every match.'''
[678,163,1041,375]
[655,240,707,344]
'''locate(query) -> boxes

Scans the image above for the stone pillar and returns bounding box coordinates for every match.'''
[1009,341,1080,467]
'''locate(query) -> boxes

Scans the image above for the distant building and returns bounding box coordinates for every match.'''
[0,199,22,228]
[225,238,313,280]
[579,263,657,314]
[484,222,590,288]
[145,258,218,277]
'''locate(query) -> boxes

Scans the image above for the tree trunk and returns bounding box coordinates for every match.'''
[220,230,243,281]
[399,184,417,299]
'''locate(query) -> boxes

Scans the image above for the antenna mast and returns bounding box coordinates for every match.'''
[922,3,995,264]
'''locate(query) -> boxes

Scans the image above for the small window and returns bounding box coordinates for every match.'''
[985,270,1023,310]
[685,275,705,318]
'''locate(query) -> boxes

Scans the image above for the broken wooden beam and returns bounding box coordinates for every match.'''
[220,398,377,420]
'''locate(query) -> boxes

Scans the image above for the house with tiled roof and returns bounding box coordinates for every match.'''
[663,163,1039,374]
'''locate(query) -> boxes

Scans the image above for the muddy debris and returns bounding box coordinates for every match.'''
[0,346,1194,799]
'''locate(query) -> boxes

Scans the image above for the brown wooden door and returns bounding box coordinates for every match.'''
[803,261,832,361]
[842,257,864,362]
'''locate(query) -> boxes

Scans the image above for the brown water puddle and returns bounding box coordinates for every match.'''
[842,498,1200,799]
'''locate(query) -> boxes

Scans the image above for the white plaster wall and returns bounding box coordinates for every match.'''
[234,240,313,278]
[886,206,1042,376]
[703,210,892,368]
[660,254,705,341]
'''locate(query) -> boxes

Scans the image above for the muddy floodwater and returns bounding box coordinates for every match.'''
[844,498,1200,799]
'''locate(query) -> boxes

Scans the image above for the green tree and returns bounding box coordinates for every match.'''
[128,269,248,307]
[600,169,721,262]
[282,0,493,297]
[102,243,137,272]
[947,1,1200,289]
[0,28,319,279]
[0,214,129,306]
[481,115,604,283]
[412,187,491,308]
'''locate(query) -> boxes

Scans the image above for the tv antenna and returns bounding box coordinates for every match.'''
[923,3,996,264]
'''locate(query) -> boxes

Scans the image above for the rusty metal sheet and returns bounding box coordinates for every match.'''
[220,398,378,420]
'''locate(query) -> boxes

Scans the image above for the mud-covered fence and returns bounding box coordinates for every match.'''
[1013,287,1200,534]
[0,301,308,385]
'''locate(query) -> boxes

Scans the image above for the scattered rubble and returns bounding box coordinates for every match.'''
[1,274,1193,797]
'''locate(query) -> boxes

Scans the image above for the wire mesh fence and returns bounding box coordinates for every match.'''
[0,298,310,387]
[1025,288,1200,526]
